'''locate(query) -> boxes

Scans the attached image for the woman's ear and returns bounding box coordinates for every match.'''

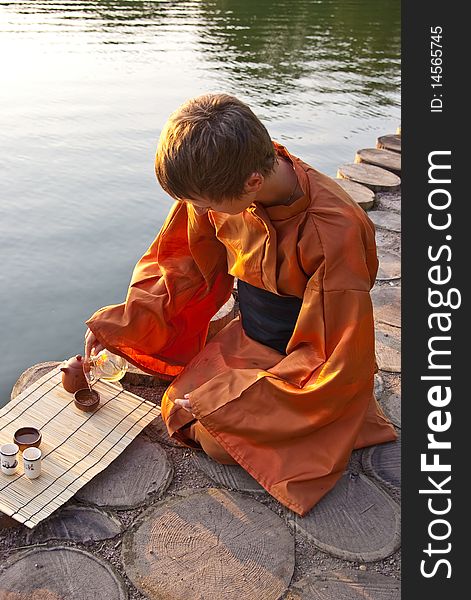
[243,172,264,195]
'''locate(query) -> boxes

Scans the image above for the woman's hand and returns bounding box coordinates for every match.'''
[84,328,105,360]
[174,393,194,416]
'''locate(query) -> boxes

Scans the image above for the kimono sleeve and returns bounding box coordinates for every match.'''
[86,201,234,378]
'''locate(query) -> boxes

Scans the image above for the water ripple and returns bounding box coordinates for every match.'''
[0,0,400,403]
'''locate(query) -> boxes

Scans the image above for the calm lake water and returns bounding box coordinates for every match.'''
[0,0,400,406]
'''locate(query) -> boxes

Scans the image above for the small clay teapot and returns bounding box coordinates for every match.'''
[60,355,89,393]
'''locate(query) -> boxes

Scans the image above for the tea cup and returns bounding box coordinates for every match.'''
[23,447,42,479]
[1,443,19,476]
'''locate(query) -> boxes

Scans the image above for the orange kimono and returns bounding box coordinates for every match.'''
[86,144,397,516]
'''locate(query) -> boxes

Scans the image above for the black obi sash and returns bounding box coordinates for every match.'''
[237,279,303,355]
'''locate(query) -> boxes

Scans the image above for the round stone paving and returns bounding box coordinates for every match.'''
[192,452,266,493]
[25,505,122,544]
[374,373,384,400]
[143,416,182,447]
[362,437,401,494]
[286,569,400,600]
[290,473,400,562]
[122,488,295,600]
[337,163,401,192]
[380,393,401,428]
[368,211,401,233]
[375,324,401,373]
[377,250,401,281]
[11,361,60,400]
[377,195,401,213]
[374,230,400,254]
[355,148,401,174]
[0,546,127,600]
[122,364,166,388]
[376,134,401,153]
[334,178,375,210]
[371,286,401,328]
[207,295,236,341]
[75,436,172,508]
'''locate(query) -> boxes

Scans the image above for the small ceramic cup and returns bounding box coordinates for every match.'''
[23,447,42,479]
[74,388,100,412]
[1,443,20,476]
[13,426,42,452]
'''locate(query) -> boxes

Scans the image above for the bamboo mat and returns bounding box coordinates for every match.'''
[0,367,161,528]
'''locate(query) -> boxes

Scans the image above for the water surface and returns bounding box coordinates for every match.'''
[0,0,400,405]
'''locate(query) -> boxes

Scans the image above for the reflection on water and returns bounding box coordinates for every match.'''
[198,0,400,101]
[0,0,400,405]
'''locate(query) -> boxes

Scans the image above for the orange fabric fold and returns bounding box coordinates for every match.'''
[87,143,397,515]
[86,201,234,377]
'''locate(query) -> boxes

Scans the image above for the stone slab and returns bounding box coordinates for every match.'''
[192,452,266,493]
[376,134,401,153]
[368,210,401,233]
[122,364,167,388]
[371,286,401,328]
[362,437,401,493]
[334,178,375,210]
[122,488,294,600]
[286,569,400,599]
[75,436,172,509]
[377,250,401,281]
[355,148,401,174]
[290,473,400,562]
[0,513,22,531]
[345,449,364,475]
[0,589,61,600]
[337,163,401,192]
[11,362,60,400]
[375,324,401,373]
[0,546,127,600]
[374,373,384,400]
[10,360,168,404]
[375,230,400,254]
[380,393,401,428]
[207,295,236,341]
[377,195,401,213]
[25,506,122,544]
[143,415,182,447]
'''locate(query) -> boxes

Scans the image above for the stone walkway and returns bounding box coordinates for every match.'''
[0,135,401,600]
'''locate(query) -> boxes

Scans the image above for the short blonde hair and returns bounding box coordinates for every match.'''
[155,93,275,203]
